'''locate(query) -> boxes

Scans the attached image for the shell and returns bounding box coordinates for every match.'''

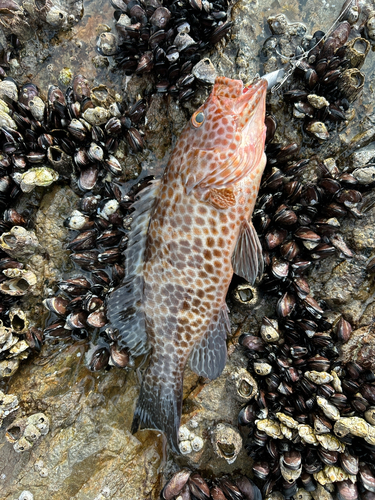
[0,328,17,353]
[334,417,369,438]
[276,412,299,429]
[256,419,283,439]
[298,424,318,445]
[345,37,370,69]
[82,106,110,125]
[210,423,243,464]
[178,440,192,454]
[23,424,41,442]
[20,167,59,192]
[29,96,45,121]
[306,121,329,140]
[10,308,30,334]
[8,340,29,357]
[316,396,341,421]
[260,316,280,342]
[304,371,334,385]
[0,109,17,129]
[26,413,50,435]
[191,436,204,452]
[0,390,19,425]
[337,68,365,103]
[232,283,258,305]
[0,226,39,260]
[0,79,18,101]
[192,58,217,84]
[315,433,345,452]
[18,492,34,500]
[226,367,258,402]
[46,6,69,28]
[162,469,191,500]
[13,436,33,453]
[253,359,273,376]
[307,94,329,109]
[0,359,20,378]
[96,33,118,56]
[0,269,37,296]
[365,407,375,426]
[314,466,355,485]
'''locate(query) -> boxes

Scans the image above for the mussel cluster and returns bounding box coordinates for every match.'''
[0,74,148,188]
[43,176,155,371]
[231,7,375,499]
[0,73,151,375]
[161,469,262,500]
[111,0,230,99]
[239,313,375,500]
[253,137,368,316]
[278,16,370,141]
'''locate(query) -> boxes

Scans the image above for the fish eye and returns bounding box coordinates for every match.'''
[191,110,205,128]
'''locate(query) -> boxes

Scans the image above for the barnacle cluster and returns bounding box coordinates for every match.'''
[111,0,230,98]
[5,412,50,453]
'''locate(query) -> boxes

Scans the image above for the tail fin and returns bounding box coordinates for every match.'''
[131,368,183,454]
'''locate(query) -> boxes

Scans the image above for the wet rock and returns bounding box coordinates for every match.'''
[1,342,165,499]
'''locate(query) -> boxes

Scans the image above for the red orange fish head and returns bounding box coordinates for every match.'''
[180,76,267,195]
[187,76,267,152]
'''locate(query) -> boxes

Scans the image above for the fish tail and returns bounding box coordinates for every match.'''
[131,367,183,454]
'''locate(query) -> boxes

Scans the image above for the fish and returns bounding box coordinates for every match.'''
[107,76,268,452]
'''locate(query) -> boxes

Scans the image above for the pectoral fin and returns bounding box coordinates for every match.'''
[232,219,263,284]
[189,305,230,380]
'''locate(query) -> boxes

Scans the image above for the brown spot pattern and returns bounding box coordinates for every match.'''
[133,76,267,452]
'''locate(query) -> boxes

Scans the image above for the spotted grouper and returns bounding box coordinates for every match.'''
[108,76,268,452]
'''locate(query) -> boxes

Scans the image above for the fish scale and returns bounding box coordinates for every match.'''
[108,76,268,452]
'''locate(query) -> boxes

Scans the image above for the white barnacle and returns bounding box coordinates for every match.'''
[178,440,192,454]
[191,436,204,452]
[18,492,34,500]
[178,425,191,442]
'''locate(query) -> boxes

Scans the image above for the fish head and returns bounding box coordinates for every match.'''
[178,76,267,194]
[188,76,267,152]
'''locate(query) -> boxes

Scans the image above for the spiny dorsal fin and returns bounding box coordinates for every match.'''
[107,179,161,357]
[188,305,230,380]
[232,219,263,284]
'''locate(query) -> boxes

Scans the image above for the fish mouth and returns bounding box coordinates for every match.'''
[235,78,267,132]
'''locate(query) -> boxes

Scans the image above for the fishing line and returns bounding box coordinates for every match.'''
[270,0,356,93]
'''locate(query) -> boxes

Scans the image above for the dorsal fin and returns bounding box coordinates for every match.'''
[107,179,161,357]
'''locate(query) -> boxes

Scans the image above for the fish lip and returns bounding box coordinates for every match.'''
[234,78,267,131]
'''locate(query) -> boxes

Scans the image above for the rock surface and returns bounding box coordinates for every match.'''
[1,0,375,498]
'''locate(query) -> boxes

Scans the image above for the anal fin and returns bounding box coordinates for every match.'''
[188,305,230,380]
[232,219,263,284]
